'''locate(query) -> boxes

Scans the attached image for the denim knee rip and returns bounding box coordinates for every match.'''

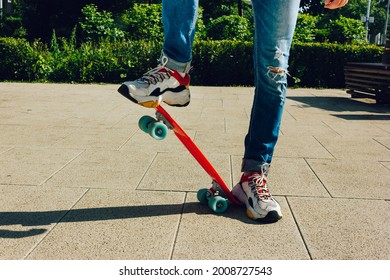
[266,46,289,83]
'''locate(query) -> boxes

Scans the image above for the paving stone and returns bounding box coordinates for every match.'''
[0,185,87,259]
[288,197,390,259]
[0,146,13,155]
[280,120,340,137]
[0,125,75,147]
[323,121,389,138]
[25,189,185,260]
[373,137,390,150]
[194,131,245,156]
[231,156,330,197]
[120,128,194,154]
[381,161,390,170]
[138,152,231,192]
[314,136,390,161]
[44,150,155,190]
[374,122,390,133]
[54,127,135,150]
[0,147,84,186]
[172,193,310,260]
[306,159,390,200]
[273,135,334,159]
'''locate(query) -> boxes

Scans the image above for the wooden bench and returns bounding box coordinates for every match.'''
[344,62,390,104]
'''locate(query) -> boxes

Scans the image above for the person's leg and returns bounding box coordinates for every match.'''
[118,0,198,108]
[243,0,300,170]
[161,0,198,73]
[232,0,300,223]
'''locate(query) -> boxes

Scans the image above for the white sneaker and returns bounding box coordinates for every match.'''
[232,164,282,223]
[118,58,190,108]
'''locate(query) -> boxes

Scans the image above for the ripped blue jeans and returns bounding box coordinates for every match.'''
[161,0,301,172]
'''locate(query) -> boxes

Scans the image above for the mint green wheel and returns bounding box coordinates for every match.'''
[197,188,211,205]
[148,122,168,140]
[138,116,155,133]
[208,196,228,214]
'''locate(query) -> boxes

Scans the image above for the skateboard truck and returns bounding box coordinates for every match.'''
[155,111,173,130]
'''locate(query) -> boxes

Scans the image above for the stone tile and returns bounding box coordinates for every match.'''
[138,152,231,192]
[315,136,390,161]
[323,121,389,138]
[280,120,340,137]
[306,159,390,200]
[288,197,390,259]
[0,185,87,259]
[225,118,249,135]
[381,161,390,170]
[273,135,334,159]
[44,150,155,190]
[374,123,390,134]
[0,147,84,186]
[0,125,75,147]
[231,156,330,198]
[111,111,154,131]
[120,128,194,154]
[373,137,390,150]
[0,104,71,126]
[26,189,185,259]
[172,194,310,260]
[269,158,332,197]
[177,114,226,133]
[194,131,245,156]
[0,146,13,155]
[54,127,135,150]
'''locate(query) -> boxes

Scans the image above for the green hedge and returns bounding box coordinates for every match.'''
[289,42,382,88]
[0,37,384,87]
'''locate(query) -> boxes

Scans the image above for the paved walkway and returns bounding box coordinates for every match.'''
[0,83,389,260]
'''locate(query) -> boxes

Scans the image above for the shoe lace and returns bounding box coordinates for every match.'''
[138,57,172,85]
[249,169,271,201]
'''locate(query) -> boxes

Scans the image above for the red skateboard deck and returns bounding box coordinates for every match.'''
[138,104,241,213]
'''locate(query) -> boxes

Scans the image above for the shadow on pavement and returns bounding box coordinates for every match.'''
[287,96,390,114]
[0,202,257,239]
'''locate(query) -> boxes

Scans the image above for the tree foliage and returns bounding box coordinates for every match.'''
[300,0,387,42]
[294,14,319,43]
[206,15,251,41]
[2,0,384,45]
[79,4,124,43]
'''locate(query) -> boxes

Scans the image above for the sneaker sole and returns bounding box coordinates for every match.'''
[118,84,190,108]
[118,84,160,108]
[233,183,282,224]
[246,209,282,224]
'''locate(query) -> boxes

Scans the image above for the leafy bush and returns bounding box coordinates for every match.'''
[206,15,252,41]
[289,42,382,87]
[0,37,383,87]
[294,14,319,43]
[317,15,366,44]
[120,4,163,41]
[192,40,253,85]
[0,37,29,80]
[119,4,206,41]
[0,16,26,38]
[79,4,124,43]
[327,16,366,44]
